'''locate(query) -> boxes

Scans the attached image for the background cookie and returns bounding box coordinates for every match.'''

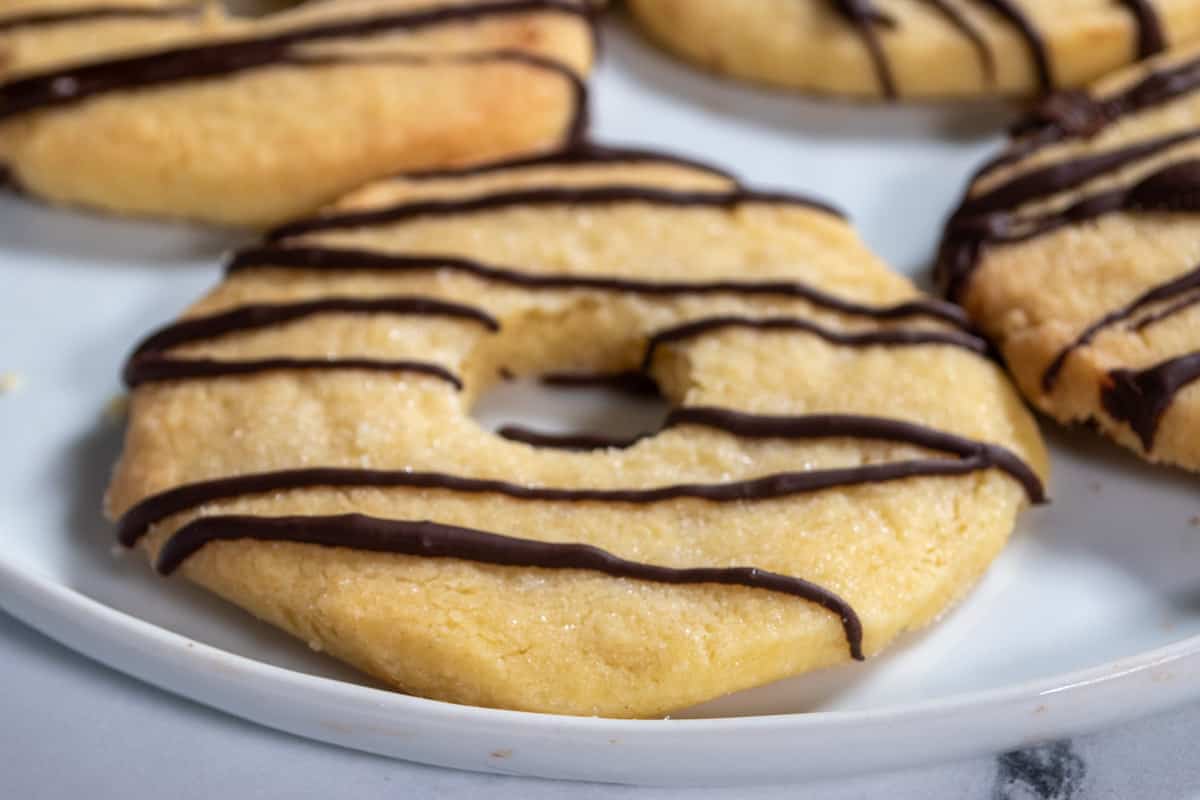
[107,146,1047,717]
[0,0,595,226]
[626,0,1200,100]
[937,43,1200,470]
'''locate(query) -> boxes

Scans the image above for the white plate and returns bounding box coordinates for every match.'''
[3,18,1200,787]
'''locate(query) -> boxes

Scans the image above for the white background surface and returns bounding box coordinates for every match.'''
[4,10,1200,795]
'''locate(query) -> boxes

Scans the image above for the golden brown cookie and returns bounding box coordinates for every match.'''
[107,145,1047,717]
[626,0,1200,100]
[937,43,1200,470]
[0,0,595,226]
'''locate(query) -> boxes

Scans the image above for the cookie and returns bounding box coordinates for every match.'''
[626,0,1200,100]
[937,43,1200,470]
[0,0,595,226]
[106,145,1047,717]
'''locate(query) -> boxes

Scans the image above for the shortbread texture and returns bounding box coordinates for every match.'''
[107,154,1047,717]
[0,0,594,226]
[627,0,1200,100]
[940,43,1200,471]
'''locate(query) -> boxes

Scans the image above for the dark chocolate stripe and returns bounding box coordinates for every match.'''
[541,370,661,395]
[1102,351,1200,449]
[829,0,898,98]
[642,315,989,369]
[1117,0,1166,59]
[1132,292,1200,331]
[941,160,1200,300]
[498,426,647,450]
[827,1,1057,97]
[117,454,1029,548]
[0,0,593,123]
[980,0,1054,92]
[1042,264,1200,392]
[0,3,199,32]
[397,142,738,182]
[989,52,1200,178]
[500,405,1046,501]
[154,513,866,660]
[266,185,843,240]
[127,296,499,363]
[228,245,970,329]
[959,129,1200,218]
[123,356,462,389]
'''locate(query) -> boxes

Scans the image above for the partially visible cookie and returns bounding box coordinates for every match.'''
[626,0,1200,100]
[0,0,595,226]
[106,144,1047,717]
[937,43,1200,469]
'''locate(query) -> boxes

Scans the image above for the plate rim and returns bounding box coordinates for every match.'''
[5,544,1200,782]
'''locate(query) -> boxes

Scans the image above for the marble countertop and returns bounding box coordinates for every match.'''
[3,610,1196,800]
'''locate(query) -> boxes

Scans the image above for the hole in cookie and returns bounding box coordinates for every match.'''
[472,371,671,451]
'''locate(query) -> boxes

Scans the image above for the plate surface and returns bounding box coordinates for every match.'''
[3,18,1200,787]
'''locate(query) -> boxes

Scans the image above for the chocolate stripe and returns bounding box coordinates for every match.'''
[154,513,866,660]
[0,3,199,32]
[1042,264,1200,392]
[642,315,989,369]
[941,159,1200,300]
[266,185,843,240]
[990,53,1200,177]
[0,0,593,123]
[958,129,1200,218]
[830,0,1055,97]
[499,405,1045,501]
[397,142,738,182]
[1102,351,1200,450]
[127,296,499,362]
[117,454,1026,548]
[541,370,662,395]
[981,0,1054,92]
[830,0,898,98]
[1132,292,1200,332]
[228,245,971,329]
[123,356,462,389]
[498,426,647,450]
[1117,0,1166,59]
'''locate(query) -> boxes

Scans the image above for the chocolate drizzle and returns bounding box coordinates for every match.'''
[0,3,199,33]
[499,405,1046,501]
[642,314,990,369]
[1042,264,1200,392]
[266,185,843,240]
[128,295,498,362]
[229,245,971,330]
[397,142,738,182]
[124,356,463,389]
[117,408,1044,549]
[1102,352,1200,449]
[155,513,866,659]
[0,0,594,131]
[941,159,1200,301]
[1117,0,1167,59]
[829,0,898,98]
[830,0,1064,97]
[541,370,662,395]
[985,51,1200,181]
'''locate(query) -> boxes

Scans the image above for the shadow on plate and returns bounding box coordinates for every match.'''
[1028,423,1200,608]
[0,192,246,265]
